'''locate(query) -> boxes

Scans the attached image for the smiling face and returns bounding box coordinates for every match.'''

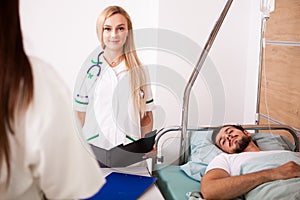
[215,126,251,154]
[102,13,128,53]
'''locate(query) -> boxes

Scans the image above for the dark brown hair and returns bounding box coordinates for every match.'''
[0,0,34,185]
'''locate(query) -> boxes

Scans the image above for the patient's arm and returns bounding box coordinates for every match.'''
[200,161,300,200]
[141,111,153,137]
[76,111,86,127]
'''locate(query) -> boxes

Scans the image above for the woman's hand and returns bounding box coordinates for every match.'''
[141,111,153,137]
[143,145,157,159]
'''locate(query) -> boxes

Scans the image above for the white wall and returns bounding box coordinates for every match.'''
[20,0,262,130]
[20,0,159,90]
[157,0,262,128]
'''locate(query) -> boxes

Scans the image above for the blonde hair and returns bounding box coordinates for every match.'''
[96,6,147,118]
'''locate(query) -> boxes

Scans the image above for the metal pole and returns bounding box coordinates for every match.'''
[180,0,234,164]
[255,16,269,124]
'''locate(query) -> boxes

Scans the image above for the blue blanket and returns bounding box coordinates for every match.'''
[244,152,300,200]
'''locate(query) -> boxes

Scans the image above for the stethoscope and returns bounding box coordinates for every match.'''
[76,51,104,101]
[75,50,145,104]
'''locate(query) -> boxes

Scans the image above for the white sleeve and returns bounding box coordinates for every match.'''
[27,58,105,199]
[73,46,103,112]
[205,153,231,174]
[73,60,89,112]
[143,66,155,111]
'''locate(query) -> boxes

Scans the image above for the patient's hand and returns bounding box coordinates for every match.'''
[271,161,300,180]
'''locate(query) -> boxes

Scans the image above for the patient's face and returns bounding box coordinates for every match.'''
[215,126,251,154]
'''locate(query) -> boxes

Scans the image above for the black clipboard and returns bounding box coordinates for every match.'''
[84,172,157,200]
[90,130,157,167]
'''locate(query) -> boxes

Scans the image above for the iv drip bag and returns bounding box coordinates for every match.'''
[260,0,275,18]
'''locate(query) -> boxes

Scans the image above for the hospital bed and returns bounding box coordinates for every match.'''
[151,0,300,199]
[152,124,300,200]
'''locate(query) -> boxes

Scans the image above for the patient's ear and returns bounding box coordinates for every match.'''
[244,130,251,137]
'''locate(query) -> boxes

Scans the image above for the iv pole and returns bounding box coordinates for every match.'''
[256,0,275,124]
[180,0,234,164]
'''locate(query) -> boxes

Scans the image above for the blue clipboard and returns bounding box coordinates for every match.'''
[85,172,157,200]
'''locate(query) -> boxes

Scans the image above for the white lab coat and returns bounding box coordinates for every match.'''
[73,46,155,150]
[0,57,105,200]
[94,61,154,149]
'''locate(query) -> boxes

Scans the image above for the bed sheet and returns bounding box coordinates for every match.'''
[154,165,199,200]
[243,151,300,199]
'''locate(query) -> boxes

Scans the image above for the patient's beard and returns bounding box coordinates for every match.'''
[234,136,251,153]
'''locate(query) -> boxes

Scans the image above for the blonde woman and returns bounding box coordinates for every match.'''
[74,6,154,154]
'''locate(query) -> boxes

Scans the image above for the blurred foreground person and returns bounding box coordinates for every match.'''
[0,0,105,199]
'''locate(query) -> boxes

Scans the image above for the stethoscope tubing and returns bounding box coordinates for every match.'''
[76,50,145,100]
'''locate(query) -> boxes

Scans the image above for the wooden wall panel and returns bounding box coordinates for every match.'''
[265,0,300,41]
[259,45,300,129]
[259,0,300,134]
